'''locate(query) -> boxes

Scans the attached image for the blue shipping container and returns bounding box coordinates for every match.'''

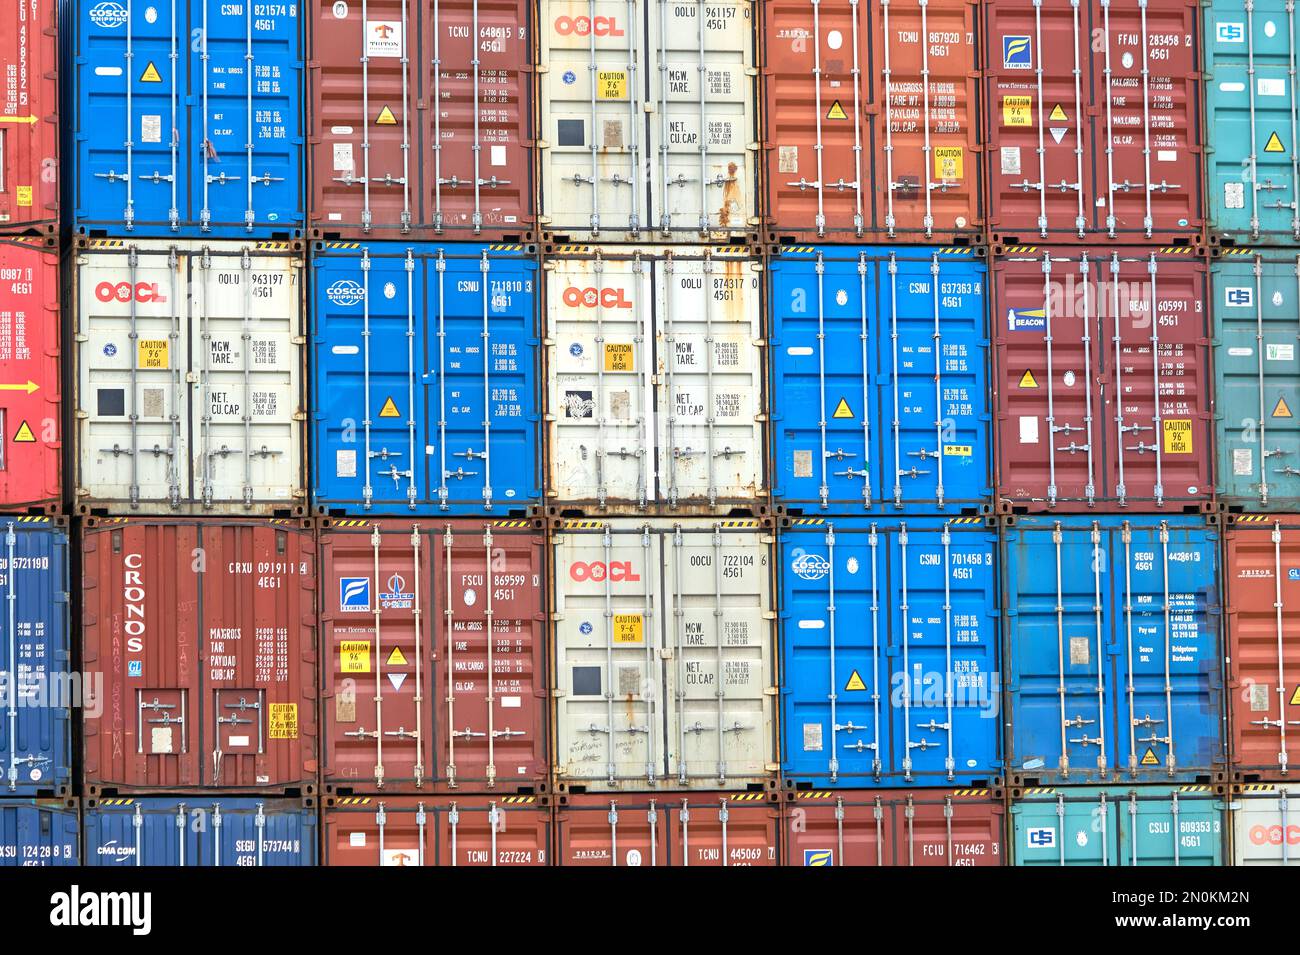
[1010,785,1224,866]
[769,246,990,515]
[1004,516,1223,785]
[0,519,71,797]
[67,0,303,236]
[84,798,317,866]
[780,516,1001,788]
[312,242,539,515]
[0,800,79,866]
[1204,0,1300,243]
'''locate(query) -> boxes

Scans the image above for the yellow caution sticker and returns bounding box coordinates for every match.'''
[341,640,371,673]
[934,146,964,181]
[376,105,397,125]
[826,100,848,121]
[15,186,31,208]
[140,61,162,83]
[1018,369,1038,389]
[943,445,972,457]
[1162,418,1193,454]
[1274,395,1293,418]
[597,70,627,100]
[1290,685,1300,706]
[603,342,634,372]
[1140,747,1159,766]
[386,646,408,667]
[1003,95,1032,127]
[612,613,644,644]
[1049,103,1068,123]
[1266,131,1286,153]
[12,420,35,443]
[268,703,298,740]
[379,396,400,418]
[138,339,168,369]
[832,397,853,419]
[845,670,867,691]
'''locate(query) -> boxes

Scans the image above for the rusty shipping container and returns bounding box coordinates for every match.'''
[554,792,778,865]
[0,0,57,234]
[982,0,1203,246]
[761,0,984,245]
[782,789,1005,866]
[308,0,535,240]
[323,794,550,864]
[991,247,1213,512]
[319,518,547,793]
[81,518,318,794]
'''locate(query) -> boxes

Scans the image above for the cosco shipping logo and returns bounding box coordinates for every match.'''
[90,1,130,27]
[791,552,830,581]
[326,280,365,307]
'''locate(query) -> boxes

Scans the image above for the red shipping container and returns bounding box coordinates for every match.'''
[991,247,1213,512]
[0,236,59,511]
[761,0,984,244]
[81,518,318,793]
[323,794,551,865]
[982,0,1203,246]
[307,0,535,240]
[320,518,547,793]
[1224,516,1300,781]
[554,793,778,866]
[0,1,57,234]
[782,789,1005,866]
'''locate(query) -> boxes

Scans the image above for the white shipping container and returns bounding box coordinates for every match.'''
[1232,786,1300,866]
[546,245,765,510]
[552,518,777,791]
[538,0,758,240]
[72,239,305,514]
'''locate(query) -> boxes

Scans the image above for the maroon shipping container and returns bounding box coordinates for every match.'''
[320,518,547,793]
[0,0,57,234]
[781,789,1004,866]
[982,0,1203,246]
[554,793,778,866]
[307,0,535,240]
[81,518,319,794]
[991,247,1213,512]
[323,794,551,865]
[1224,516,1300,781]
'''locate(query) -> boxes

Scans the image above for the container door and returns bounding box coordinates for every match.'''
[86,802,186,866]
[666,797,777,866]
[897,792,1003,867]
[1012,791,1118,865]
[1121,788,1221,865]
[556,798,670,865]
[431,799,549,866]
[782,795,887,866]
[1232,789,1300,865]
[199,802,312,866]
[0,804,78,866]
[0,0,57,230]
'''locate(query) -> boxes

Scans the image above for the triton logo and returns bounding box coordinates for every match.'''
[325,280,365,307]
[89,2,130,28]
[122,554,146,655]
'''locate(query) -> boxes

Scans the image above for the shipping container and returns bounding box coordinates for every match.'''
[308,0,535,241]
[991,247,1214,513]
[1204,0,1300,245]
[1213,250,1300,510]
[0,518,71,797]
[81,518,318,794]
[0,238,60,512]
[83,796,317,865]
[537,0,758,241]
[781,788,1004,866]
[1223,516,1300,779]
[545,245,766,513]
[552,517,777,792]
[1009,784,1224,865]
[769,247,990,514]
[319,518,547,793]
[66,0,303,237]
[1003,515,1224,785]
[779,516,1001,789]
[0,799,78,866]
[1230,783,1300,865]
[982,0,1203,245]
[311,242,540,516]
[323,794,550,865]
[554,792,777,865]
[70,239,306,516]
[761,0,984,245]
[0,0,58,234]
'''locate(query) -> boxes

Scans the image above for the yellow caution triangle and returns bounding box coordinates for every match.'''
[386,646,408,667]
[1018,369,1039,389]
[376,105,397,125]
[12,420,34,443]
[1141,747,1159,766]
[844,669,867,691]
[1265,131,1286,153]
[1273,395,1293,418]
[826,100,848,121]
[1049,103,1068,122]
[1289,685,1300,706]
[379,396,400,418]
[141,61,162,83]
[832,397,853,419]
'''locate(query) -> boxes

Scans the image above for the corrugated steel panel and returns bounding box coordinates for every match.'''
[319,518,547,793]
[537,0,758,241]
[307,0,535,240]
[546,245,766,513]
[770,246,990,514]
[0,0,58,233]
[323,795,551,865]
[782,789,1005,866]
[0,799,78,866]
[71,240,306,516]
[761,0,984,244]
[311,242,540,516]
[81,518,318,793]
[779,517,1000,789]
[1010,785,1224,865]
[1231,784,1300,865]
[992,248,1213,512]
[1003,515,1224,785]
[1213,251,1300,510]
[0,519,70,797]
[83,797,317,865]
[552,517,777,792]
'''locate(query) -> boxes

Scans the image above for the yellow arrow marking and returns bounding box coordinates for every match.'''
[0,381,38,394]
[0,116,39,125]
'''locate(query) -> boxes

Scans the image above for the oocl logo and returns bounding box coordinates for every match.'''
[554,15,624,36]
[326,280,366,307]
[562,286,632,309]
[569,560,640,582]
[89,1,130,28]
[1249,824,1300,846]
[95,281,167,304]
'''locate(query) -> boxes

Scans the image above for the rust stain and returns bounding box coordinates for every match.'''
[718,162,740,228]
